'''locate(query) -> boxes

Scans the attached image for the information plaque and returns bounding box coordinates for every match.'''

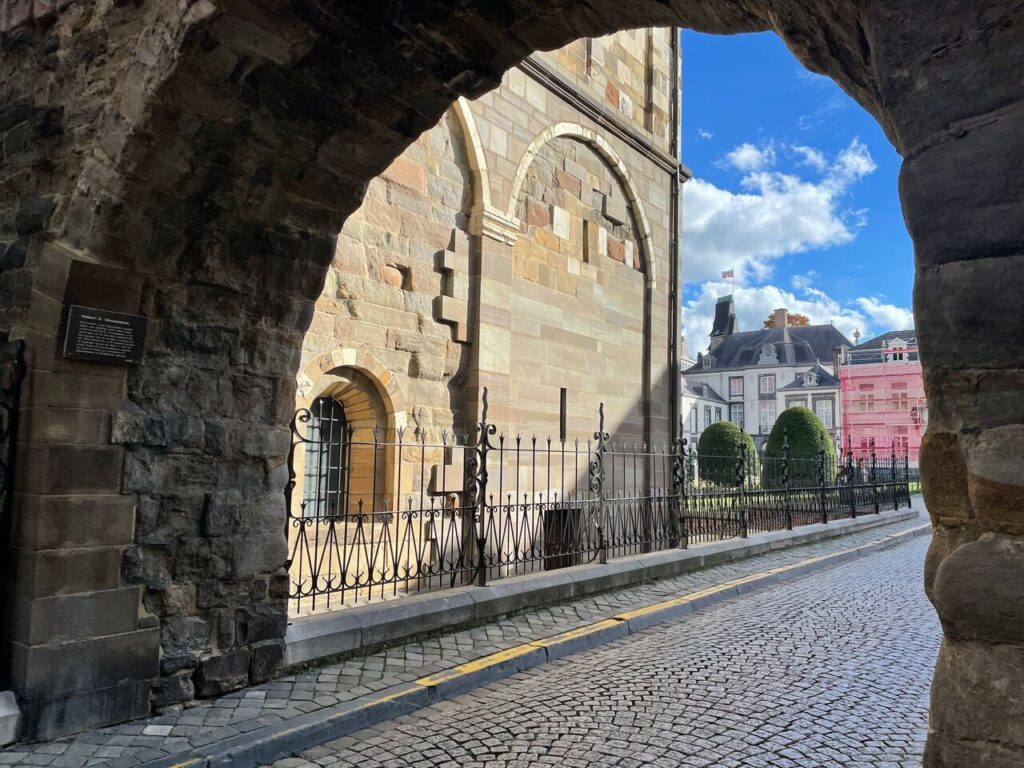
[63,305,147,365]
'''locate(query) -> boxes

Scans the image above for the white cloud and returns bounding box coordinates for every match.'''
[855,297,915,331]
[682,137,876,284]
[797,96,847,130]
[791,145,828,172]
[698,128,714,140]
[790,271,817,291]
[723,142,776,171]
[682,283,913,354]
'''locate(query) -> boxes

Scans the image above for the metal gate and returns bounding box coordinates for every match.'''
[0,339,26,690]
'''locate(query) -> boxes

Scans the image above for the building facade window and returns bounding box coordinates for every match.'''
[730,403,744,428]
[858,383,875,412]
[302,396,351,518]
[704,407,712,430]
[814,398,834,430]
[729,376,743,397]
[714,407,723,423]
[690,406,698,435]
[758,374,776,395]
[892,380,909,410]
[759,401,776,434]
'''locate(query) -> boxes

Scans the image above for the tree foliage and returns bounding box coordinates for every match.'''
[762,406,836,487]
[763,312,811,328]
[696,421,758,486]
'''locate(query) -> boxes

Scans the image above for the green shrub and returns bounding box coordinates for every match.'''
[697,421,758,487]
[762,406,836,488]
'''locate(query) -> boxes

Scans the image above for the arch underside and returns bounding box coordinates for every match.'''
[4,0,1023,761]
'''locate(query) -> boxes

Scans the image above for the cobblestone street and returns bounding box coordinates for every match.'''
[271,535,938,768]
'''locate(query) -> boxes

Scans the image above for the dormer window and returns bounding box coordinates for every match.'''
[886,337,907,362]
[757,343,778,365]
[701,384,709,398]
[703,355,714,369]
[804,370,818,387]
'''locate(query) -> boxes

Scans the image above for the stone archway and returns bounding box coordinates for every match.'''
[3,2,1021,762]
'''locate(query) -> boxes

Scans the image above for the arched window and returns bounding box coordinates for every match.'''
[302,396,351,518]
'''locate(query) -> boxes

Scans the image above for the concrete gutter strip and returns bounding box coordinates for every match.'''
[285,508,920,667]
[146,520,931,768]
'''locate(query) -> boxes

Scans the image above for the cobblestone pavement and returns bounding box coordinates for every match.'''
[271,535,938,768]
[0,509,928,768]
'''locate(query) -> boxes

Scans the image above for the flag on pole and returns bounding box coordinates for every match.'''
[721,268,733,279]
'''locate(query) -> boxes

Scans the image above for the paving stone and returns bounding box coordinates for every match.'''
[268,535,937,767]
[1,512,929,767]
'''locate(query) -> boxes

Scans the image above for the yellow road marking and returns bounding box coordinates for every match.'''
[528,619,624,647]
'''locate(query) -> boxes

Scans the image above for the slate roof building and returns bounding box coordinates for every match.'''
[683,300,852,451]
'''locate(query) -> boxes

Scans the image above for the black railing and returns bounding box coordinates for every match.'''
[0,339,26,690]
[284,391,912,615]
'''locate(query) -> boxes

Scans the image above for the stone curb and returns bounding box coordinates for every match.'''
[285,506,923,667]
[147,519,931,768]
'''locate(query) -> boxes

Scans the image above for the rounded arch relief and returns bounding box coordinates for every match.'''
[505,122,657,285]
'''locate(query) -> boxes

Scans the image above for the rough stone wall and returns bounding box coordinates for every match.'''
[511,136,647,440]
[4,1,1023,760]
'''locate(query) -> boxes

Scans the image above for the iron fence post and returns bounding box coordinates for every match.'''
[890,441,899,511]
[782,430,792,531]
[818,434,829,524]
[737,442,748,539]
[904,447,912,506]
[590,403,609,564]
[847,435,857,519]
[673,429,688,549]
[467,388,495,587]
[870,439,880,514]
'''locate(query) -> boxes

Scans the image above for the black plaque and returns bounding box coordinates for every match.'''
[63,305,147,365]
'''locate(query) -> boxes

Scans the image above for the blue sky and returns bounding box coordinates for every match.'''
[679,30,915,354]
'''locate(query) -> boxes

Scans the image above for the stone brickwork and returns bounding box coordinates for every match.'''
[1,1,1022,763]
[510,136,647,438]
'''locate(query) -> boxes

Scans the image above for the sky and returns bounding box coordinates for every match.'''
[679,30,915,356]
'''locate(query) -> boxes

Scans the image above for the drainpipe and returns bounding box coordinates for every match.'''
[668,28,690,446]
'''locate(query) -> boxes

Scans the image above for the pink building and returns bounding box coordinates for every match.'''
[839,330,926,467]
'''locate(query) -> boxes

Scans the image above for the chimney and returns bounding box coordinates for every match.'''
[832,346,843,379]
[773,308,788,328]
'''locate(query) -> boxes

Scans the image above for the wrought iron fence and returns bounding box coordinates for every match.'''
[284,390,912,615]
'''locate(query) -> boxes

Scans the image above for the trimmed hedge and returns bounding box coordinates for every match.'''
[697,421,758,487]
[762,406,836,487]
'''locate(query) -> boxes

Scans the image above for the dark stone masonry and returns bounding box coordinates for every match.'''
[1,2,1022,766]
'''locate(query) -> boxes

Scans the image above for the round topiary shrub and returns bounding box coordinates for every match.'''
[762,406,836,488]
[696,421,758,487]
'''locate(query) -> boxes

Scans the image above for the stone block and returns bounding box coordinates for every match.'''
[234,602,288,646]
[10,628,159,699]
[0,691,20,747]
[14,493,135,549]
[195,649,251,697]
[380,155,426,194]
[19,444,123,495]
[604,192,628,225]
[20,679,151,742]
[550,205,570,239]
[932,534,1024,643]
[931,640,1024,748]
[15,547,122,598]
[153,672,194,709]
[13,587,141,645]
[525,198,550,229]
[250,640,285,683]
